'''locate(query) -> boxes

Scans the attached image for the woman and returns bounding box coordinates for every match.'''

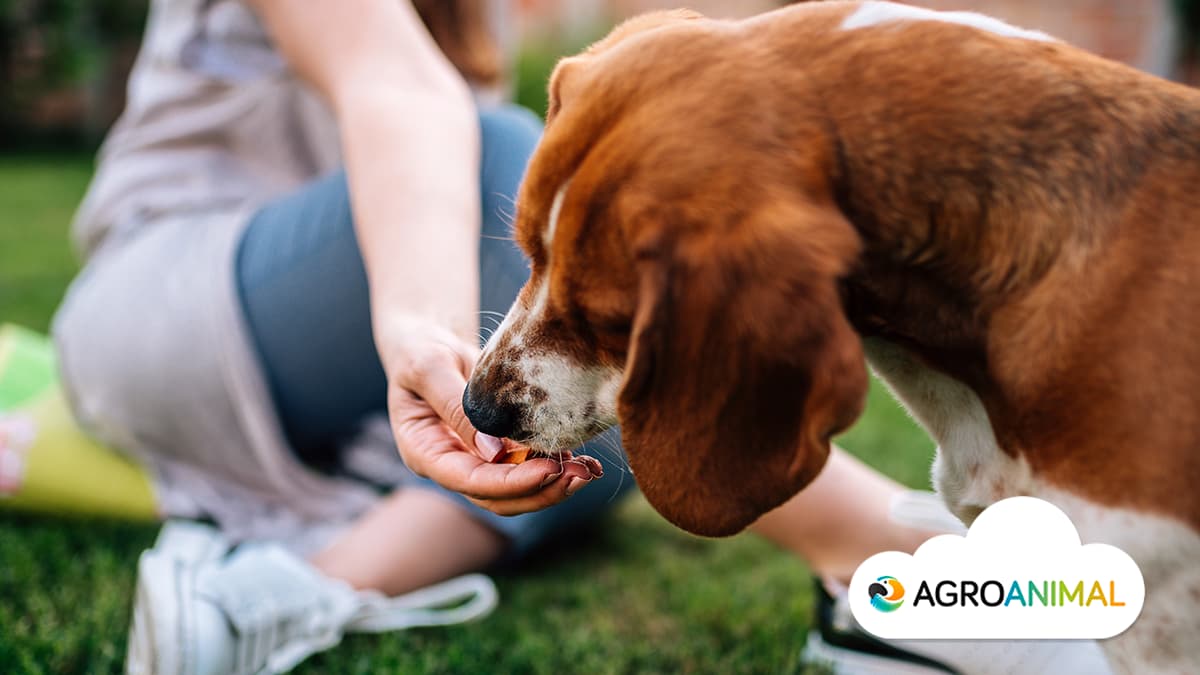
[53,1,1109,673]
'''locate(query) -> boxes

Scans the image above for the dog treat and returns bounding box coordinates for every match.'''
[490,444,564,465]
[495,447,531,464]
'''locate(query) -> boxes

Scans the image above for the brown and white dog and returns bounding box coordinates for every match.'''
[462,2,1200,671]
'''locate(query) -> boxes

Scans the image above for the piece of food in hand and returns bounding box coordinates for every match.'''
[491,437,537,464]
[495,447,531,464]
[490,441,573,466]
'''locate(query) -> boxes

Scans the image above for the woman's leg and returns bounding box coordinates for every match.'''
[750,448,939,582]
[310,489,505,595]
[236,104,631,594]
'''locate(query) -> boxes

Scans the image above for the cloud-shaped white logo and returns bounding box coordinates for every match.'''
[850,496,1144,639]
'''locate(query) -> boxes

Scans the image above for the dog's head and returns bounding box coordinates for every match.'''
[465,10,868,536]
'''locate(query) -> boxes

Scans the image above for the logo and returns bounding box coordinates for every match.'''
[849,497,1145,639]
[868,576,905,612]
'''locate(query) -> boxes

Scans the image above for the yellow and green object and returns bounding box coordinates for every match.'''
[0,324,157,520]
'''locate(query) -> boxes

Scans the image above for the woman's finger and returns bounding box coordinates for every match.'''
[390,385,569,498]
[401,345,498,461]
[465,461,598,516]
[426,453,572,500]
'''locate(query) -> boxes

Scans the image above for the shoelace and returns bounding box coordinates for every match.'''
[264,573,500,674]
[347,573,499,632]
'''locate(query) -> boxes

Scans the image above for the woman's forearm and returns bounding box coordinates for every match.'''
[337,86,482,358]
[249,0,484,361]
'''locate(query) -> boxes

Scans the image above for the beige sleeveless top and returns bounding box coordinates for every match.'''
[58,0,371,551]
[58,0,511,550]
[73,0,342,258]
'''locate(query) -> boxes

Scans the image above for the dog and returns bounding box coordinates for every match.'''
[462,3,1200,671]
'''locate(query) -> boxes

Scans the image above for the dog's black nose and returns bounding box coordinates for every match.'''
[462,386,521,439]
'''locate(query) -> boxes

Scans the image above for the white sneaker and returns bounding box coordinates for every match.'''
[125,522,499,675]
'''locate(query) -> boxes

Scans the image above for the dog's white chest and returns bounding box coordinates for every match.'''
[862,338,1032,522]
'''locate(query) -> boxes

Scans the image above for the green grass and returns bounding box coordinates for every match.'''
[0,155,92,334]
[0,149,935,673]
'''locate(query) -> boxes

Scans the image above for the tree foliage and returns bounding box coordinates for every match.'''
[0,0,147,144]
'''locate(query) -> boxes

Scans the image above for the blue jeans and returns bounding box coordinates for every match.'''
[235,105,632,556]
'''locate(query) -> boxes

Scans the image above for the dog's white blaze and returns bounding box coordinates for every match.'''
[475,175,618,453]
[841,1,1055,42]
[545,180,571,247]
[529,277,550,321]
[483,296,523,356]
[867,337,1199,671]
[482,280,544,361]
[478,276,621,453]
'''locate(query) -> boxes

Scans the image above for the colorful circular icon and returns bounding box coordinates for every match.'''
[869,576,905,612]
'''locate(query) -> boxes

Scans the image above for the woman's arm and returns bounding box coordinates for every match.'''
[249,0,480,345]
[246,0,596,512]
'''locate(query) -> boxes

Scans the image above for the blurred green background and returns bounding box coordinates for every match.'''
[4,0,1197,673]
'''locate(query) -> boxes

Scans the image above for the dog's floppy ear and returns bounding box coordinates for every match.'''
[618,200,868,536]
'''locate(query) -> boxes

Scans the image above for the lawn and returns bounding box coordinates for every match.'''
[0,158,936,673]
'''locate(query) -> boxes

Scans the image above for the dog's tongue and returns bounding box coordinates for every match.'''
[474,432,505,462]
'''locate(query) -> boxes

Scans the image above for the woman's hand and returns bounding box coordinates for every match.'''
[379,317,599,515]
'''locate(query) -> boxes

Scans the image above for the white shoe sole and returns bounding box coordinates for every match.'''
[127,521,228,675]
[126,551,195,675]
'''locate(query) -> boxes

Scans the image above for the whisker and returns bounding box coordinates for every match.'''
[474,312,505,342]
[576,427,630,502]
[492,192,517,208]
[492,194,518,224]
[490,199,518,232]
[598,435,629,501]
